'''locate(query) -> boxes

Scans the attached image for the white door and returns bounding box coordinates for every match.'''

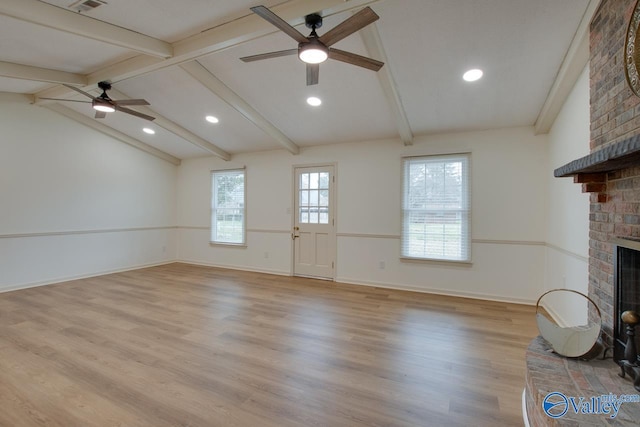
[293,166,336,279]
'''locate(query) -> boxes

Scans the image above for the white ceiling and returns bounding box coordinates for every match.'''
[0,0,593,162]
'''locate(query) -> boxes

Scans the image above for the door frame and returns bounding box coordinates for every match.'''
[290,162,337,280]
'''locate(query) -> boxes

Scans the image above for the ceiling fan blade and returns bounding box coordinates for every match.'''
[251,5,308,43]
[328,48,384,71]
[62,83,98,101]
[306,63,319,86]
[94,110,107,119]
[115,106,155,121]
[113,99,150,106]
[319,7,379,47]
[240,49,298,62]
[38,97,91,103]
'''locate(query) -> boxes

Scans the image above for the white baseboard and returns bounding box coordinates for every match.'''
[336,276,537,305]
[0,260,175,294]
[179,262,536,304]
[177,259,291,277]
[2,258,537,306]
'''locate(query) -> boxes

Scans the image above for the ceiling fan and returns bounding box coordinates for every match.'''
[41,81,155,121]
[241,5,384,85]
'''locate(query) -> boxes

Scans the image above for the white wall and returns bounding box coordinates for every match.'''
[1,79,588,306]
[544,65,591,324]
[0,99,177,291]
[177,126,548,303]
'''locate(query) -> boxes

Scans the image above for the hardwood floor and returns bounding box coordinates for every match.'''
[0,263,538,426]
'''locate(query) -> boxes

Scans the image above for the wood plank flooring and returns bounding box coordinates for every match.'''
[0,263,539,426]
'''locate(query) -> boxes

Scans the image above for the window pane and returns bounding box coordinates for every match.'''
[408,163,425,209]
[297,170,331,226]
[319,207,329,224]
[319,190,328,207]
[310,173,319,189]
[211,170,245,244]
[319,172,329,189]
[309,190,318,207]
[401,155,469,261]
[300,208,309,223]
[309,209,319,223]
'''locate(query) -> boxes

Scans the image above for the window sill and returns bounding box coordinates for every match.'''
[400,256,472,266]
[209,242,247,248]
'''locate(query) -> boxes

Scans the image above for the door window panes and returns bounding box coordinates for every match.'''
[299,172,330,224]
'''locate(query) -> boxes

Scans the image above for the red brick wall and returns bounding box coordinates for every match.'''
[589,0,640,344]
[590,1,640,151]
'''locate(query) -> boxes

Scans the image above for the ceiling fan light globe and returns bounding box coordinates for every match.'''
[299,44,328,64]
[92,102,115,113]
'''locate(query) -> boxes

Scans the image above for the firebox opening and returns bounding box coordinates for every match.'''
[613,238,640,365]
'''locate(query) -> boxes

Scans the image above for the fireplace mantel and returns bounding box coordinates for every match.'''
[554,134,640,178]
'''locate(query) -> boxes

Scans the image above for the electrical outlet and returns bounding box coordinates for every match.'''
[379,261,385,270]
[264,251,269,259]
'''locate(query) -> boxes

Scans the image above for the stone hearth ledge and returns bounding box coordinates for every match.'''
[525,336,640,426]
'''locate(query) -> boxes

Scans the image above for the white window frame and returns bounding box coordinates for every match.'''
[210,168,246,246]
[401,153,471,263]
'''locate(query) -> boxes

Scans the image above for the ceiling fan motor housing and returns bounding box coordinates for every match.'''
[97,81,112,91]
[96,81,114,104]
[305,13,323,30]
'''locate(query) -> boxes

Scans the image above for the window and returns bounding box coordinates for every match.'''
[298,171,330,224]
[401,154,470,262]
[211,169,245,245]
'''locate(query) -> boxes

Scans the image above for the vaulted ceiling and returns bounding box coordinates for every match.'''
[0,0,596,163]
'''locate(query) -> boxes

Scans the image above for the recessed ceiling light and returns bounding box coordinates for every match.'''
[206,115,219,124]
[463,69,483,82]
[142,127,155,135]
[307,96,322,107]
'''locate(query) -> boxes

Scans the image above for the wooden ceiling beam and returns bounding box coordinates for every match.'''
[45,103,181,166]
[359,22,414,146]
[29,0,381,158]
[0,60,87,86]
[0,92,33,103]
[172,0,381,61]
[107,88,230,161]
[34,0,380,102]
[180,61,299,155]
[0,0,172,58]
[534,0,599,134]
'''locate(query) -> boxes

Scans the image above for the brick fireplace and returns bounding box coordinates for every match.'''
[555,0,640,348]
[525,0,640,425]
